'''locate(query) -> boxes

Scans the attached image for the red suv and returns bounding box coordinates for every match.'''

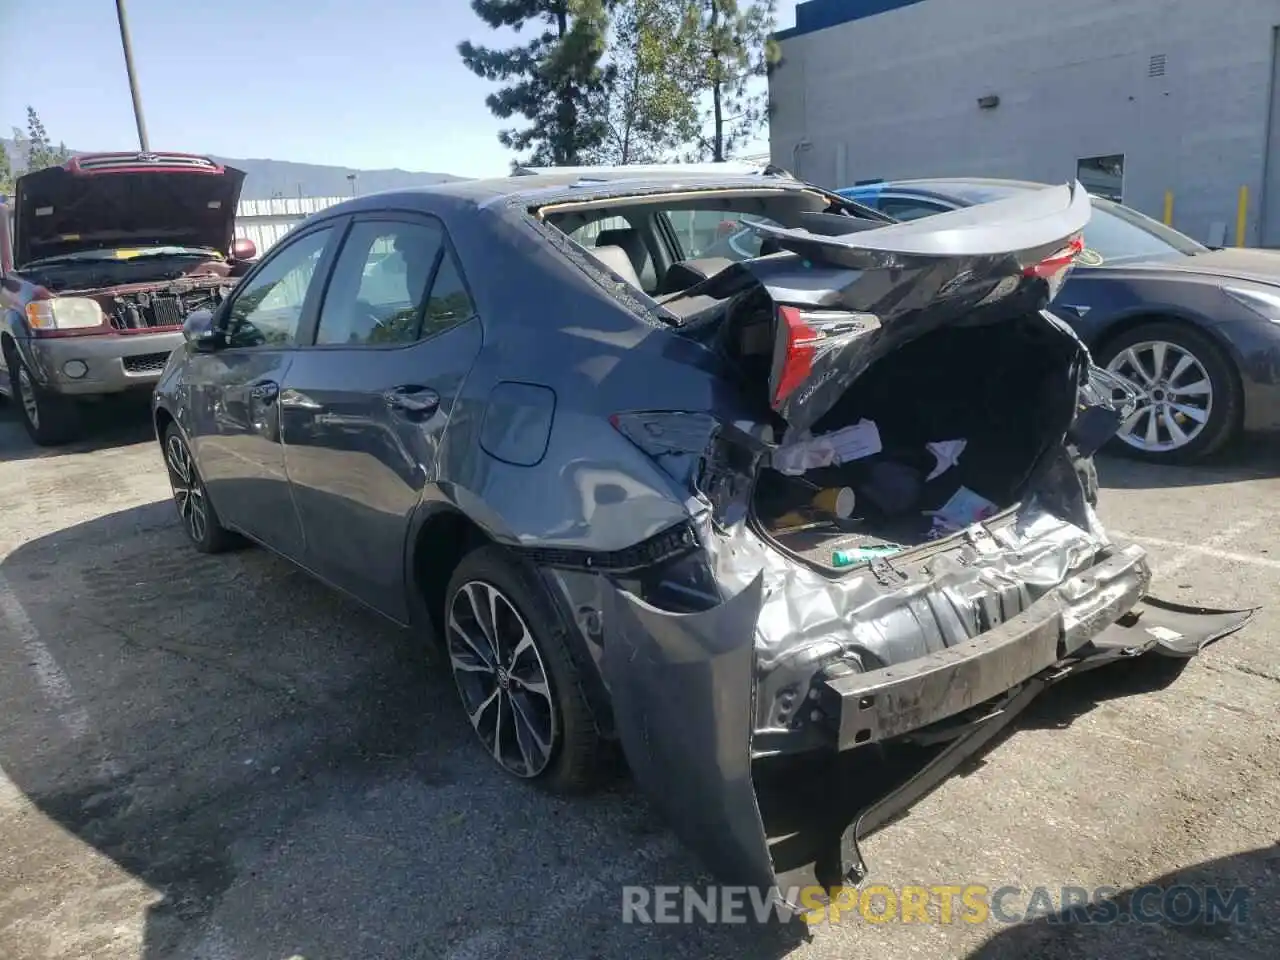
[0,152,257,444]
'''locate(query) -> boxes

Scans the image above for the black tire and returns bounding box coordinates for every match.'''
[6,351,81,446]
[161,424,240,553]
[1094,321,1240,464]
[443,544,604,794]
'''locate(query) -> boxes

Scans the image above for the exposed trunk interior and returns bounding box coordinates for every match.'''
[745,314,1081,569]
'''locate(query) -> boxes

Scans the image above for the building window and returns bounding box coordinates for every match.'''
[1077,155,1125,203]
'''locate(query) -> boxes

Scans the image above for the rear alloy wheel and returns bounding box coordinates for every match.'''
[162,424,238,553]
[1098,323,1239,463]
[444,546,603,793]
[7,353,81,446]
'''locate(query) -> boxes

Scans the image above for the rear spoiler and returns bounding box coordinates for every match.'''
[749,180,1092,260]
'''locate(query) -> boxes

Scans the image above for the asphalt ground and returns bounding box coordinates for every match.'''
[1,397,1276,960]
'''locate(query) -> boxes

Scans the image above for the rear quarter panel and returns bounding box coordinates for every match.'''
[429,200,751,553]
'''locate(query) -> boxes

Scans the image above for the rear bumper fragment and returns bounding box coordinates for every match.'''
[816,543,1150,750]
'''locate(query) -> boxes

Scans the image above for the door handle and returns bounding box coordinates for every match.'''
[382,385,440,417]
[250,380,280,403]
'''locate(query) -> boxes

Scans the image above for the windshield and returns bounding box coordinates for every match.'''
[1079,197,1207,264]
[24,245,222,267]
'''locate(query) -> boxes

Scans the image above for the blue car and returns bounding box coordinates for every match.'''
[839,178,1280,464]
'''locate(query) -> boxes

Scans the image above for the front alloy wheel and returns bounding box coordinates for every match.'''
[447,580,558,779]
[165,432,210,544]
[161,424,238,553]
[1098,323,1239,463]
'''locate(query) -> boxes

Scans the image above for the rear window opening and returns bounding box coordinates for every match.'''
[536,188,880,301]
[745,314,1081,570]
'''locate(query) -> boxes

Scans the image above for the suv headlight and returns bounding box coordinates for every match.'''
[1225,287,1280,324]
[25,296,106,332]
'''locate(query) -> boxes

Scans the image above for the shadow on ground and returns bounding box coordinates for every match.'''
[0,504,807,959]
[965,844,1279,960]
[0,503,1252,959]
[1098,430,1280,491]
[0,394,155,463]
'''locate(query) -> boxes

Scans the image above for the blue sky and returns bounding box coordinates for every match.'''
[0,0,798,178]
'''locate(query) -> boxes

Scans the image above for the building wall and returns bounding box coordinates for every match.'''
[770,0,1280,246]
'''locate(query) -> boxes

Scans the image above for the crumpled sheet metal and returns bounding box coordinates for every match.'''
[696,501,1111,739]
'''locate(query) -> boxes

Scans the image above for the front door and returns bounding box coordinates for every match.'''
[280,213,483,618]
[188,223,339,559]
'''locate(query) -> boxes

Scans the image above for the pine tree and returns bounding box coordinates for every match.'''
[0,141,13,197]
[24,107,70,172]
[687,0,779,162]
[460,0,616,166]
[589,0,701,164]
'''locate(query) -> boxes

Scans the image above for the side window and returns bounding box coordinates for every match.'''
[878,198,947,222]
[315,219,444,346]
[225,227,332,348]
[422,249,475,337]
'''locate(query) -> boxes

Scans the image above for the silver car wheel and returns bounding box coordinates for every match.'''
[16,366,39,430]
[1105,339,1212,453]
[164,433,208,544]
[447,580,557,779]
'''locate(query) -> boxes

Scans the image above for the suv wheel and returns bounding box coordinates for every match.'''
[162,424,239,553]
[7,354,81,446]
[1097,322,1240,464]
[444,545,603,794]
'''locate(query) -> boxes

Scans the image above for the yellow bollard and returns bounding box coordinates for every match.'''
[1163,191,1174,226]
[1236,185,1248,247]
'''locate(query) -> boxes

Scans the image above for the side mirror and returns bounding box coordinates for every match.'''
[230,237,257,261]
[183,309,222,351]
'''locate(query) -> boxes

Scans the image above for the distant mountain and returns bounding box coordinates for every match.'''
[0,137,466,200]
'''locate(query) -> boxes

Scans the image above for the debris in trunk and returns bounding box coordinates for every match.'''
[926,485,999,533]
[772,419,882,476]
[857,460,924,516]
[811,486,856,518]
[832,545,903,567]
[925,438,968,480]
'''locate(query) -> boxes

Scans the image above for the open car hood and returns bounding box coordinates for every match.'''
[13,159,246,267]
[730,180,1093,436]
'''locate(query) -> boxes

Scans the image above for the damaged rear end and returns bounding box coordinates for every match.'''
[592,181,1255,904]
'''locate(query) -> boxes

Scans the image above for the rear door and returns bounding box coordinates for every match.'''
[280,212,482,619]
[728,180,1093,435]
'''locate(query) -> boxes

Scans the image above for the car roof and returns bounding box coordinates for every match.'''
[312,169,823,219]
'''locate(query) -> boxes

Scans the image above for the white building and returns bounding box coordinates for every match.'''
[769,0,1280,246]
[233,196,347,256]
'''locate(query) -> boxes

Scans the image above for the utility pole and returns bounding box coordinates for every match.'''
[114,0,150,152]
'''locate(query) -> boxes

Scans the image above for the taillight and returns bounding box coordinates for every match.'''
[771,305,882,412]
[773,305,819,407]
[1024,235,1084,301]
[610,411,771,527]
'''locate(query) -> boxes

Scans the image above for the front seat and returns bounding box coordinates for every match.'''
[589,245,644,289]
[594,228,651,286]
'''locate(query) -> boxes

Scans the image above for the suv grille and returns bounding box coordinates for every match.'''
[123,352,172,374]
